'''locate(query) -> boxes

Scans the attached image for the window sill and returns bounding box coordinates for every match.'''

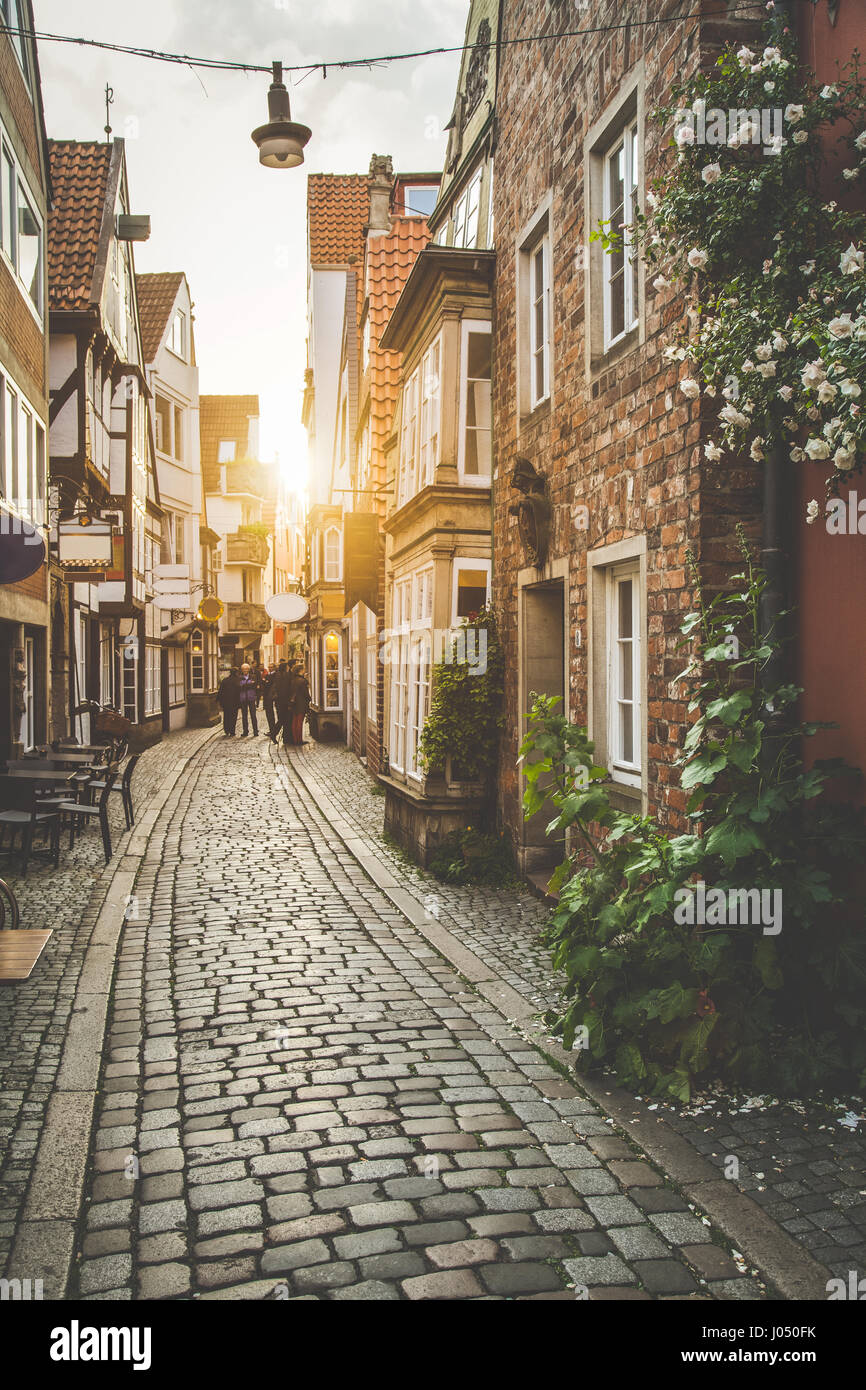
[607,778,642,812]
[519,397,551,430]
[590,325,639,378]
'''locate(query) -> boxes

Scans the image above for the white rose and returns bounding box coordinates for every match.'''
[841,379,862,398]
[856,131,866,152]
[742,360,755,373]
[784,104,805,124]
[805,499,820,525]
[757,361,777,378]
[801,360,826,388]
[679,377,701,399]
[840,243,864,275]
[720,403,748,428]
[821,84,839,99]
[772,334,788,353]
[704,441,722,461]
[764,82,776,94]
[653,275,670,292]
[804,437,831,460]
[756,342,773,361]
[687,248,708,270]
[704,384,717,398]
[817,380,838,402]
[701,162,722,184]
[835,446,856,471]
[843,168,859,181]
[646,189,658,210]
[675,124,695,148]
[750,437,765,461]
[800,260,816,276]
[737,46,755,65]
[763,47,782,64]
[778,385,794,401]
[828,314,855,338]
[790,447,806,462]
[793,130,809,145]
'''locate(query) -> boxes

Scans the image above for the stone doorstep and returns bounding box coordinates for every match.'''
[282,743,834,1304]
[4,726,220,1298]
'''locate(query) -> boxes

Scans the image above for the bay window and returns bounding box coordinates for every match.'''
[458,320,491,481]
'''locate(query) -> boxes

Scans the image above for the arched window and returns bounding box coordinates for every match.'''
[324,526,341,582]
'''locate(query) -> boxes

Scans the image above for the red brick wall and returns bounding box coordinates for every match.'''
[0,257,46,398]
[492,0,763,847]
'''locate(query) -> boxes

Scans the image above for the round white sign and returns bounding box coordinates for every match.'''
[265,592,309,623]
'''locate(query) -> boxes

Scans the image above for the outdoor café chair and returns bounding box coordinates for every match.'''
[55,764,119,865]
[0,777,61,876]
[87,753,140,831]
[0,877,52,982]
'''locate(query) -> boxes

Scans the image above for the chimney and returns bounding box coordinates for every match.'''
[367,153,394,238]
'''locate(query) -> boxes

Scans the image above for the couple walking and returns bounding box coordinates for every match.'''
[217,659,310,745]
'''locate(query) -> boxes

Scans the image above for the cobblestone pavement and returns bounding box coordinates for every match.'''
[0,726,214,1273]
[73,733,768,1301]
[290,742,866,1283]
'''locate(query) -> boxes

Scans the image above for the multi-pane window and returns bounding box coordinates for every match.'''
[168,648,185,705]
[168,309,186,359]
[389,571,432,777]
[145,645,161,717]
[398,336,441,506]
[418,340,441,490]
[607,564,641,787]
[529,235,551,408]
[603,121,639,348]
[0,129,42,315]
[351,607,360,715]
[459,321,491,480]
[366,607,377,723]
[154,394,184,460]
[453,167,482,249]
[0,369,45,526]
[324,526,341,582]
[323,630,341,709]
[0,1,28,79]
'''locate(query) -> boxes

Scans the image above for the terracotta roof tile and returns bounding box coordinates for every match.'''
[307,173,370,266]
[136,271,184,364]
[48,140,112,312]
[367,217,430,463]
[200,394,260,494]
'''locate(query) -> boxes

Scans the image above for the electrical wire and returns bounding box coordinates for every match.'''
[5,5,768,82]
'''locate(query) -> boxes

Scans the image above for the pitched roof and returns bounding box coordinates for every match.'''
[307,173,370,266]
[47,140,113,312]
[366,217,430,464]
[136,271,184,363]
[200,394,260,493]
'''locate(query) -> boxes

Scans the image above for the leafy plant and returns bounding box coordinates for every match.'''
[521,539,866,1099]
[418,606,505,786]
[428,826,518,887]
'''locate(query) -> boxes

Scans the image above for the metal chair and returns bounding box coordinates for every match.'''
[0,876,19,929]
[55,764,119,865]
[88,753,140,830]
[0,778,61,876]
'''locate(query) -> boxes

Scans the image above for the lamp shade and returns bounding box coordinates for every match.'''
[252,62,311,169]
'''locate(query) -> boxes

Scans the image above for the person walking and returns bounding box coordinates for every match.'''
[262,664,278,741]
[239,662,259,737]
[271,660,292,745]
[292,664,311,746]
[217,667,241,737]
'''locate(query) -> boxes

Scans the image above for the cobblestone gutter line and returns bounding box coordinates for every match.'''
[281,744,831,1302]
[4,727,219,1297]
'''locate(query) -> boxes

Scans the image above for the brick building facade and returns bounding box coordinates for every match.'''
[491,0,766,871]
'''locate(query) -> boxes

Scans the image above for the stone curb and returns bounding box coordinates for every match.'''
[280,743,832,1303]
[6,726,220,1299]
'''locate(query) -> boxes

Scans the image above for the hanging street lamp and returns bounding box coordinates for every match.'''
[251,61,311,169]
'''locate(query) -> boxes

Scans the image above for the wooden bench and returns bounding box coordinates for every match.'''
[0,878,52,981]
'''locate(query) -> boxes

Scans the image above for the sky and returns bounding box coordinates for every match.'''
[34,0,467,489]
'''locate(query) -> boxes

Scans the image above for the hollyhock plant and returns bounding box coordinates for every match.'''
[620,16,866,514]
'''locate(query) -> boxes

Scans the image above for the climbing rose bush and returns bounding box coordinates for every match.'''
[634,17,866,521]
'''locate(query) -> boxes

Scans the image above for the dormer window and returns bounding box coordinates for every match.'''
[218,440,236,463]
[169,308,186,360]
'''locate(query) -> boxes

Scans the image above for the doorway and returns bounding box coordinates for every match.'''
[519,577,567,871]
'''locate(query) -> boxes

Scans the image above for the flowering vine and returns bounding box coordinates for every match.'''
[634,13,866,523]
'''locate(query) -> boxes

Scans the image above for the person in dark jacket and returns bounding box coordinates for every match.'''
[239,663,259,737]
[270,660,292,744]
[217,668,241,736]
[262,664,278,740]
[292,665,311,745]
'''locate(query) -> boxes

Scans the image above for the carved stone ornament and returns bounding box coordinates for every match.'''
[508,456,551,569]
[464,19,491,120]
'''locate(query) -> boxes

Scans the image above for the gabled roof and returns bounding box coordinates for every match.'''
[136,271,184,364]
[307,173,370,266]
[366,217,430,460]
[47,140,113,312]
[200,394,260,494]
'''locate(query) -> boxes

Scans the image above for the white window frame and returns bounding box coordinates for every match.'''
[366,606,377,723]
[528,234,551,409]
[0,365,46,528]
[189,629,205,693]
[397,367,419,508]
[324,525,341,582]
[168,308,186,361]
[457,318,492,484]
[451,558,491,627]
[602,119,640,351]
[587,535,647,801]
[0,119,43,322]
[388,578,412,772]
[606,562,641,787]
[218,439,236,463]
[322,629,342,710]
[453,166,482,249]
[418,335,441,491]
